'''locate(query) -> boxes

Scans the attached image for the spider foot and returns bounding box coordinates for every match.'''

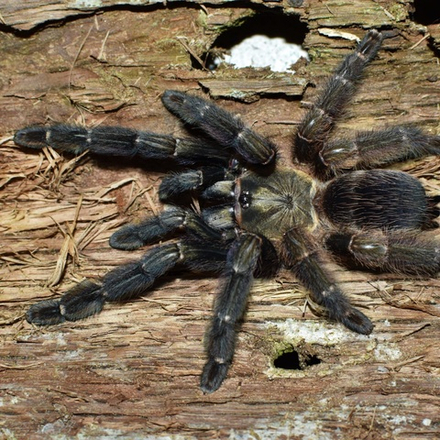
[26,280,103,325]
[26,299,66,326]
[337,306,374,335]
[200,359,230,394]
[307,286,374,335]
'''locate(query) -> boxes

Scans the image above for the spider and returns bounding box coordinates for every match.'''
[14,29,440,393]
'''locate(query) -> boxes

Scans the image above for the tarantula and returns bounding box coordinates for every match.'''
[14,30,440,393]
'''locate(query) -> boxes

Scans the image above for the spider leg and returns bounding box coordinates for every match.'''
[14,124,229,166]
[26,235,231,326]
[161,90,277,166]
[200,233,262,394]
[158,166,228,202]
[282,229,373,335]
[319,125,440,176]
[109,207,188,250]
[322,170,439,230]
[327,230,440,275]
[295,29,383,164]
[26,243,183,325]
[109,207,230,250]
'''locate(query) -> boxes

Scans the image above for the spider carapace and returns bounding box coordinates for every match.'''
[14,30,440,393]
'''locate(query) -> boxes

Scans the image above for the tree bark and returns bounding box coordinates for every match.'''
[1,1,439,438]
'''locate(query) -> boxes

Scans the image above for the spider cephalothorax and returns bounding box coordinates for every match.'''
[14,30,440,393]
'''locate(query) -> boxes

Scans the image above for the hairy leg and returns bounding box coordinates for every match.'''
[109,207,231,251]
[158,166,228,202]
[319,126,440,176]
[14,124,229,166]
[282,229,373,335]
[109,207,189,250]
[26,244,182,325]
[327,230,440,275]
[162,90,277,166]
[200,233,262,393]
[294,29,383,164]
[26,233,231,326]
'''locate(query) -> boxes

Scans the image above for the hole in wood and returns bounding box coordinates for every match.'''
[411,0,440,26]
[198,10,308,72]
[273,350,321,370]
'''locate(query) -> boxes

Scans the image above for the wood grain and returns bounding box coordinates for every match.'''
[1,2,439,438]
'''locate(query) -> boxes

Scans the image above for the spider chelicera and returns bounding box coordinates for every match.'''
[14,29,440,393]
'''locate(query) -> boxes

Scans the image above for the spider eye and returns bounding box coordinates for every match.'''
[239,191,252,209]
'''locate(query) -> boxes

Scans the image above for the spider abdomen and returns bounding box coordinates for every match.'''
[322,170,434,230]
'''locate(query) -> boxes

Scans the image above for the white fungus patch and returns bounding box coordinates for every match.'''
[228,415,333,440]
[216,35,308,72]
[72,0,104,7]
[373,343,402,362]
[267,318,371,345]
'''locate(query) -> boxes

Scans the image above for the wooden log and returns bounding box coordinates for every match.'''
[1,1,439,438]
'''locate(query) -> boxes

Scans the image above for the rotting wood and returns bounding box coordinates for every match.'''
[1,1,440,439]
